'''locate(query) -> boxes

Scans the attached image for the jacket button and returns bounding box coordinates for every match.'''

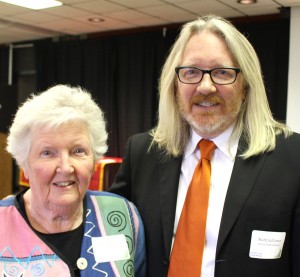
[77,257,88,270]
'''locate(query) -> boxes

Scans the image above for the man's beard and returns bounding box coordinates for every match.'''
[177,94,242,138]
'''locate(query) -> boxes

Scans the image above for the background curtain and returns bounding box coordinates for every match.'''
[236,19,289,121]
[0,46,9,84]
[34,17,289,157]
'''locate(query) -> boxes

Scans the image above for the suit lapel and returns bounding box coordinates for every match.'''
[216,140,268,255]
[154,137,269,258]
[158,153,183,258]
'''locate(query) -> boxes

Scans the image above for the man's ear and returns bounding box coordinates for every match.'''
[242,84,249,100]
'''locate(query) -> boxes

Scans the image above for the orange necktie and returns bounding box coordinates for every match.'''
[168,139,216,276]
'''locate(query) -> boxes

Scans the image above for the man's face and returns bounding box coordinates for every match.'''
[176,30,246,139]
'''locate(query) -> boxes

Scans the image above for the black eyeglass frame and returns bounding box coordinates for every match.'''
[175,66,241,85]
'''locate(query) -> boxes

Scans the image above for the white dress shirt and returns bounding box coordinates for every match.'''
[171,125,239,276]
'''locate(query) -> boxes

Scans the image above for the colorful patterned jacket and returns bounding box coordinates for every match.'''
[0,190,146,276]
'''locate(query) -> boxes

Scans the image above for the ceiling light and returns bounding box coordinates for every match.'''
[237,0,257,4]
[88,18,105,23]
[0,0,63,10]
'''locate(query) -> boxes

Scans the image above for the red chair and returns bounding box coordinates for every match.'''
[89,156,122,191]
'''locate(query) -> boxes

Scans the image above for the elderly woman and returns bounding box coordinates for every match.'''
[0,84,145,276]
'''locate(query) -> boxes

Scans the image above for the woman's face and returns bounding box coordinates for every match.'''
[176,30,246,138]
[24,121,94,213]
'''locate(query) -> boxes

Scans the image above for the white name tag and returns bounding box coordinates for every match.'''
[92,234,130,263]
[249,230,286,259]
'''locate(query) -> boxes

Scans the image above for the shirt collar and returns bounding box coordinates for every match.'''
[184,124,239,161]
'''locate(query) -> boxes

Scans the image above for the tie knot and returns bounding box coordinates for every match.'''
[199,139,215,161]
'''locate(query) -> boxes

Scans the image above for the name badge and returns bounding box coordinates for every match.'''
[249,230,286,259]
[92,234,130,263]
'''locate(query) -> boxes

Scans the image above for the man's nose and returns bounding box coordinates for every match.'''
[196,73,217,95]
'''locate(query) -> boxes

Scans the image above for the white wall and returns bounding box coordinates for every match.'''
[286,6,300,133]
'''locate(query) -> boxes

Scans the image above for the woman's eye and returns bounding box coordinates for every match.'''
[41,150,52,157]
[74,148,86,155]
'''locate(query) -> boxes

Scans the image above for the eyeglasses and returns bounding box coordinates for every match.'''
[175,66,241,85]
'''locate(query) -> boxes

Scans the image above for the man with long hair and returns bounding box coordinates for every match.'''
[110,15,300,277]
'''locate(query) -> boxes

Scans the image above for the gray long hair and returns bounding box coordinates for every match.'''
[151,14,291,158]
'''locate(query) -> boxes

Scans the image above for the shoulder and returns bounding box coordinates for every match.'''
[288,131,300,141]
[124,131,181,167]
[124,131,158,161]
[130,131,151,140]
[276,131,300,147]
[127,131,152,148]
[271,132,300,166]
[86,190,135,210]
[86,189,128,200]
[85,190,142,225]
[0,195,15,207]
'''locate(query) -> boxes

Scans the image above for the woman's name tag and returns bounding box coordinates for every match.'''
[92,234,130,263]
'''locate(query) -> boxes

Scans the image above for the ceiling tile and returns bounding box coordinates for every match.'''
[72,0,127,13]
[0,0,299,45]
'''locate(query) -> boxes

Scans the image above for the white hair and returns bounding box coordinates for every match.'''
[6,84,108,167]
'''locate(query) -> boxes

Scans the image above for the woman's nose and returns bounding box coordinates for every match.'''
[56,154,74,174]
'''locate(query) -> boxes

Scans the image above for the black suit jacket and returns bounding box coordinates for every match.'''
[109,131,300,277]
